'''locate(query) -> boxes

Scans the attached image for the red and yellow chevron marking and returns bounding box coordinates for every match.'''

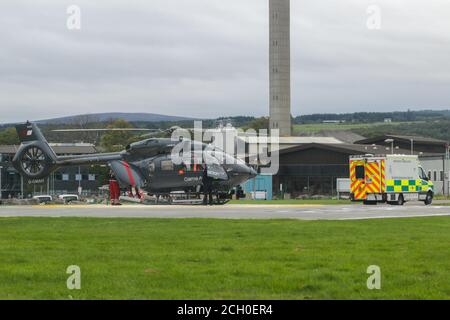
[351,178,363,194]
[353,180,366,200]
[380,160,386,192]
[350,160,366,200]
[350,161,357,180]
[350,159,387,200]
[365,161,381,194]
[350,161,359,192]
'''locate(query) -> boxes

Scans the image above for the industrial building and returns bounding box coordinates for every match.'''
[355,135,449,155]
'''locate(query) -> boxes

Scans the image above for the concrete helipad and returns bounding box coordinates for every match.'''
[0,203,450,220]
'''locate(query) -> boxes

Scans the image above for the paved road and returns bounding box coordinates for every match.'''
[0,203,450,220]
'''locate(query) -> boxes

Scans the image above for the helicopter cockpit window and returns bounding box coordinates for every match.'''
[148,162,155,173]
[161,160,174,171]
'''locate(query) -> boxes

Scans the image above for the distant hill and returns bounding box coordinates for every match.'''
[35,112,196,124]
[294,109,450,124]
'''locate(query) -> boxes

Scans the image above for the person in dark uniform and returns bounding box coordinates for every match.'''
[202,166,214,206]
[236,185,243,200]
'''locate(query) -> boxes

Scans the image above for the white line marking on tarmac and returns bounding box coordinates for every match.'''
[339,213,450,220]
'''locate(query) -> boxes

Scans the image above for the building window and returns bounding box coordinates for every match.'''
[88,174,96,181]
[75,174,82,181]
[428,171,432,180]
[434,171,437,182]
[62,174,69,181]
[440,171,444,181]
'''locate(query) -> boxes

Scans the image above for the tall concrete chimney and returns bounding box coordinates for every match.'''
[269,0,291,137]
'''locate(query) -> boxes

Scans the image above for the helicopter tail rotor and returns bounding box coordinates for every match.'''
[12,122,59,179]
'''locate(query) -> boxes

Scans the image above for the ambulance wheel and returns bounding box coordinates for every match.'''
[397,194,405,206]
[424,192,433,206]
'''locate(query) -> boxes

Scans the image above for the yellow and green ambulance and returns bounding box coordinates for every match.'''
[350,154,434,205]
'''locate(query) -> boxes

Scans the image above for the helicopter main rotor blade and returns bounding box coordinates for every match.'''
[52,128,161,132]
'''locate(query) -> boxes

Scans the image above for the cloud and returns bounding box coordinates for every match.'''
[0,0,449,123]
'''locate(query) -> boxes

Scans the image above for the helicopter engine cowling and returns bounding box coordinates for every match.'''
[110,160,145,188]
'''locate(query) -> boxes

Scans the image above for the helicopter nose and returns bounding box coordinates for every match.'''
[232,164,257,178]
[249,166,258,177]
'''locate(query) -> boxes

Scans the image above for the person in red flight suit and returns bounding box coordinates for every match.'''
[109,170,121,206]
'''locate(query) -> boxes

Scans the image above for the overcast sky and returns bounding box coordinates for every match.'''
[0,0,449,123]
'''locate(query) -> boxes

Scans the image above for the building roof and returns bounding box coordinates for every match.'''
[239,136,343,145]
[0,144,97,155]
[311,130,366,144]
[278,143,418,156]
[355,134,449,146]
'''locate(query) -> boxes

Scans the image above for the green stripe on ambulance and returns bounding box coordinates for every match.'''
[386,180,433,193]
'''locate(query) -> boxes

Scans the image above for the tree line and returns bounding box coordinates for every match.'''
[293,109,450,124]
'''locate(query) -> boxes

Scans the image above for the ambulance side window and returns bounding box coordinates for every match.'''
[355,166,365,179]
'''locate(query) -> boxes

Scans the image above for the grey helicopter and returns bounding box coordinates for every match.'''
[12,122,257,205]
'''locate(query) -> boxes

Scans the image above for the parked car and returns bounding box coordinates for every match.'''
[33,195,53,204]
[58,194,79,203]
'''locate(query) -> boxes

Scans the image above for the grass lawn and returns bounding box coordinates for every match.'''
[0,217,449,300]
[229,199,351,205]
